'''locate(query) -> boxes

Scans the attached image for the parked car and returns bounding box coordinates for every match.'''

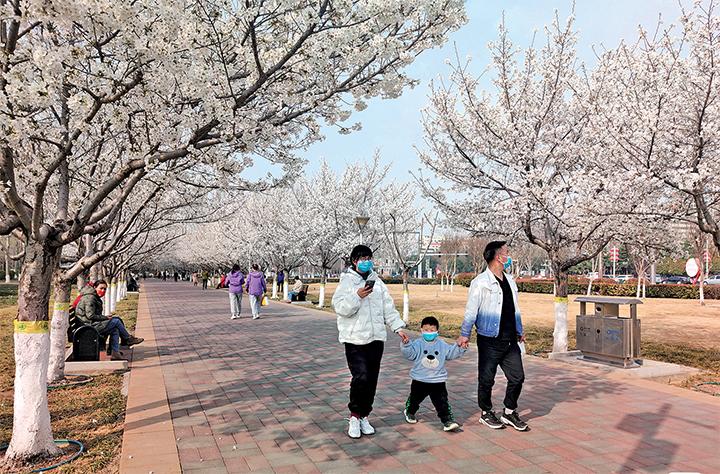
[704,275,720,285]
[660,275,690,284]
[613,274,634,283]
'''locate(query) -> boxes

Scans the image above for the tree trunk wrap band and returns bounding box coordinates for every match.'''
[14,321,49,333]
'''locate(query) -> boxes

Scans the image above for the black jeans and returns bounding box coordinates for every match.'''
[345,340,384,417]
[477,336,524,412]
[405,380,454,423]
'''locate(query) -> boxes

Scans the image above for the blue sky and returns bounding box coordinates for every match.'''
[291,0,684,182]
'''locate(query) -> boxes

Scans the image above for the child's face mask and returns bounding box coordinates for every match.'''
[422,331,438,342]
[96,288,106,297]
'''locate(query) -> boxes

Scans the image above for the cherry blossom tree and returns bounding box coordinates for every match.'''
[465,236,489,273]
[1,0,466,462]
[381,209,438,322]
[593,2,720,256]
[417,13,638,354]
[0,233,22,282]
[47,177,208,385]
[293,163,356,307]
[438,233,463,291]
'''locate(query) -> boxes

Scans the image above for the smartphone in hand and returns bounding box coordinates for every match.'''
[364,279,376,291]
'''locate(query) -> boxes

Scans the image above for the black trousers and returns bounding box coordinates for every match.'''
[477,336,524,412]
[405,380,454,423]
[345,340,384,417]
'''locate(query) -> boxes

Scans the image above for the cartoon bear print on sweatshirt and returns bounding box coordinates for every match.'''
[421,349,441,369]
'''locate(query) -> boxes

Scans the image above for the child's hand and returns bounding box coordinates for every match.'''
[397,330,410,344]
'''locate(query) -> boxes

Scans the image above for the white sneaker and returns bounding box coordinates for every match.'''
[252,315,260,320]
[359,417,375,435]
[347,416,361,439]
[230,315,239,320]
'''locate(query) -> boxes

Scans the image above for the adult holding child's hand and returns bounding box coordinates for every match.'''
[333,244,407,439]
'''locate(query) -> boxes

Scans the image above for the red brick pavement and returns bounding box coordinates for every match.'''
[137,281,720,473]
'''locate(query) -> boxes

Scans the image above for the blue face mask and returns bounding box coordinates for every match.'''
[357,260,373,273]
[422,332,438,342]
[502,256,512,270]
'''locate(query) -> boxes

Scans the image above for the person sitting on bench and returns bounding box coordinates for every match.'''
[287,277,304,301]
[74,279,144,360]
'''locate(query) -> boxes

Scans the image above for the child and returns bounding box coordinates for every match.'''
[401,316,466,431]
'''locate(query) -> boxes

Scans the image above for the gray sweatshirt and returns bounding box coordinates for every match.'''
[401,337,467,383]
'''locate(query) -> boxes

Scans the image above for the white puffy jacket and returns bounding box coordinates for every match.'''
[332,269,406,345]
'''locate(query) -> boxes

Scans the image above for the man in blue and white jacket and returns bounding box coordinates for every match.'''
[457,241,529,432]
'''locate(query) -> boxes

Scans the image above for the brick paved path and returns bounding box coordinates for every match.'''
[143,281,720,473]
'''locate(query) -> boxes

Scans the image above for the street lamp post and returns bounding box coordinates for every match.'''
[354,215,370,244]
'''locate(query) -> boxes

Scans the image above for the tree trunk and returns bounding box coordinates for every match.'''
[90,262,100,282]
[552,264,569,354]
[109,278,116,313]
[318,268,327,308]
[440,274,445,291]
[120,271,126,300]
[586,276,593,296]
[650,261,656,285]
[282,270,289,300]
[47,273,72,384]
[103,286,111,316]
[271,274,278,299]
[4,238,10,283]
[5,239,60,461]
[402,269,410,323]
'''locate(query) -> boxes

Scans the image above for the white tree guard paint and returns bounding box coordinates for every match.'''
[403,290,410,323]
[552,300,569,353]
[318,283,326,308]
[440,276,444,291]
[283,280,289,301]
[271,279,278,299]
[103,291,111,316]
[109,281,117,313]
[6,332,58,460]
[47,304,70,384]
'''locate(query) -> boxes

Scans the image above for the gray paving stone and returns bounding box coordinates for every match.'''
[141,282,720,474]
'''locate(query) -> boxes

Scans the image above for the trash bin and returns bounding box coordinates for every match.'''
[575,296,642,368]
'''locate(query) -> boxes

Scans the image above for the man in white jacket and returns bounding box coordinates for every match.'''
[333,245,408,439]
[457,241,528,432]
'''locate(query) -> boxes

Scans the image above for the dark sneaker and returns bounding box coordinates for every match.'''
[479,411,505,429]
[404,409,417,424]
[126,336,144,346]
[501,410,529,431]
[442,420,460,432]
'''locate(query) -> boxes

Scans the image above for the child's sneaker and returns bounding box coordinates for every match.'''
[443,420,460,432]
[404,409,417,424]
[347,416,361,439]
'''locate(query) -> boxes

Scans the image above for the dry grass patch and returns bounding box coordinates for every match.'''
[306,282,720,394]
[0,290,139,472]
